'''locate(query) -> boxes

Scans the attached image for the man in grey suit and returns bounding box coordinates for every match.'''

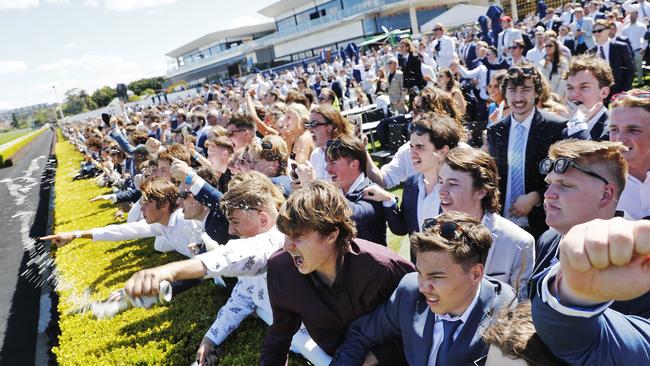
[570,7,595,54]
[330,211,516,366]
[386,56,407,114]
[438,147,535,299]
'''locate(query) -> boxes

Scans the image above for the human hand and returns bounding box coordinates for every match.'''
[124,267,174,299]
[362,185,393,202]
[170,157,193,182]
[90,194,114,203]
[40,232,76,247]
[509,192,537,218]
[187,242,203,256]
[295,162,316,185]
[196,337,219,366]
[362,351,379,366]
[557,218,650,306]
[145,137,161,155]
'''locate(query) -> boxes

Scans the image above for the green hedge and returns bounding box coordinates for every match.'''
[51,135,308,365]
[0,128,47,167]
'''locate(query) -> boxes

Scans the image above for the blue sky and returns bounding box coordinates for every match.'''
[0,0,277,110]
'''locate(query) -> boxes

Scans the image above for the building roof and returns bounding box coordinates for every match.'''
[165,22,276,58]
[258,0,310,18]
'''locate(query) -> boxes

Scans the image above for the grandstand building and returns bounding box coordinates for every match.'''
[165,0,491,85]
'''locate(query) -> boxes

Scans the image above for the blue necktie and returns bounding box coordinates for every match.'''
[510,124,526,207]
[599,46,606,59]
[436,319,463,366]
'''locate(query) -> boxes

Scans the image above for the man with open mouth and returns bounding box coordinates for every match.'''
[262,181,415,365]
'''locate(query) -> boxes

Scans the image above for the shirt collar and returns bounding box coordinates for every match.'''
[167,209,183,228]
[510,107,535,131]
[437,284,482,323]
[586,106,607,130]
[346,173,367,195]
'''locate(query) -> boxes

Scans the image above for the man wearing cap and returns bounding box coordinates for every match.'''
[497,16,523,57]
[386,56,407,114]
[570,7,595,54]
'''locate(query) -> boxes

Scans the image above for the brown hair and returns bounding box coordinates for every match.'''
[140,179,179,212]
[501,64,548,105]
[196,167,220,188]
[325,135,368,175]
[158,143,191,165]
[277,180,357,254]
[610,89,650,114]
[252,134,289,176]
[548,139,628,198]
[411,211,492,271]
[565,54,614,88]
[410,112,461,150]
[483,302,568,366]
[205,135,234,154]
[227,112,256,132]
[220,171,285,216]
[415,86,464,132]
[444,147,501,213]
[310,104,353,139]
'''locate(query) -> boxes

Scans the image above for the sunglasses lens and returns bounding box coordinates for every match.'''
[440,222,458,240]
[540,159,552,174]
[555,159,568,173]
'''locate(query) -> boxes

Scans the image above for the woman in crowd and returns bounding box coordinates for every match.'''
[436,68,467,115]
[276,103,314,164]
[539,38,568,98]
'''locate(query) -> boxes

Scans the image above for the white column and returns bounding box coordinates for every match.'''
[409,1,419,36]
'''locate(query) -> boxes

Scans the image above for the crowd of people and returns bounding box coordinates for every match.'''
[40,1,650,365]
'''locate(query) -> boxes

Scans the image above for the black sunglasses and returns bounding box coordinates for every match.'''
[433,28,443,31]
[539,158,609,185]
[507,66,535,76]
[304,120,329,129]
[178,191,192,199]
[408,123,431,136]
[227,129,247,137]
[422,217,483,264]
[592,28,608,34]
[326,138,343,151]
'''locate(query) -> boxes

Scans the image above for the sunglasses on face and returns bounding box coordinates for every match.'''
[544,44,555,48]
[592,28,608,34]
[539,158,609,185]
[227,129,247,137]
[433,28,443,31]
[422,217,484,263]
[304,120,329,128]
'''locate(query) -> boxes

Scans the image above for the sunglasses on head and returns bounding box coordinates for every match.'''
[507,66,535,76]
[422,217,484,263]
[407,123,431,136]
[178,191,192,199]
[539,158,609,185]
[326,138,343,151]
[610,90,650,102]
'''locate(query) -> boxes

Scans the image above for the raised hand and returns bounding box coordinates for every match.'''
[40,232,76,247]
[124,267,174,299]
[558,218,650,306]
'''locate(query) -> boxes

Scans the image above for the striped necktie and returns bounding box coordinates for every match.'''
[510,124,527,206]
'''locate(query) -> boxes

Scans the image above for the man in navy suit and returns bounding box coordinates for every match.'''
[528,140,650,320]
[563,55,613,141]
[589,19,634,96]
[532,217,650,365]
[324,135,387,246]
[330,211,516,366]
[487,65,567,240]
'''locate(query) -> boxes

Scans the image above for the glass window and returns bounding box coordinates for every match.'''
[276,16,295,32]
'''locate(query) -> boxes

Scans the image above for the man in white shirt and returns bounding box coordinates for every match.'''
[497,16,523,57]
[623,0,650,23]
[330,211,516,365]
[526,30,547,66]
[431,23,456,68]
[41,179,202,258]
[622,11,648,85]
[609,90,650,219]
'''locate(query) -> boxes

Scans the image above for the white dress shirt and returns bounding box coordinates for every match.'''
[416,174,441,231]
[623,0,650,21]
[504,109,535,228]
[596,39,611,60]
[622,21,648,51]
[427,285,482,366]
[457,63,489,99]
[526,46,546,66]
[433,35,455,68]
[309,147,331,181]
[617,171,650,219]
[540,263,612,317]
[196,226,285,278]
[380,142,416,189]
[91,209,202,258]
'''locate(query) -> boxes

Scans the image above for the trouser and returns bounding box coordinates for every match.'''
[634,49,645,85]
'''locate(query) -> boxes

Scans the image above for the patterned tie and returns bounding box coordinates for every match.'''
[436,319,463,366]
[510,124,526,208]
[599,46,606,59]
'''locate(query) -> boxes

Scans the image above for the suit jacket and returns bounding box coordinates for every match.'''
[194,180,236,245]
[486,109,568,239]
[331,275,516,366]
[561,109,609,141]
[463,44,479,70]
[399,52,425,90]
[387,70,406,113]
[482,212,535,299]
[384,174,421,237]
[346,177,387,246]
[531,274,650,365]
[571,17,596,49]
[590,41,634,95]
[563,38,576,55]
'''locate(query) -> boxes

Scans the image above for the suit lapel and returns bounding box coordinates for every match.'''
[590,111,608,140]
[482,212,499,271]
[414,297,435,366]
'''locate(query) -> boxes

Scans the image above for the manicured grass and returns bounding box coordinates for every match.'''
[51,135,308,365]
[0,129,31,146]
[0,128,46,166]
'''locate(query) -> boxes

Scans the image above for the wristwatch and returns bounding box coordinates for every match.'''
[185,171,196,185]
